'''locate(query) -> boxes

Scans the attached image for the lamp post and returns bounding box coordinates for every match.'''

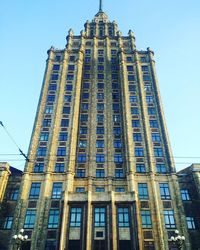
[170,230,185,249]
[13,229,28,250]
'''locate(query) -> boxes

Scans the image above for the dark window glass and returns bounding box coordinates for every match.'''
[96,187,105,192]
[156,164,167,173]
[96,127,104,134]
[113,127,121,136]
[112,83,119,89]
[68,65,75,71]
[45,240,56,250]
[51,74,58,81]
[143,75,150,81]
[61,119,69,127]
[148,107,156,115]
[76,187,85,193]
[127,65,134,71]
[24,210,36,229]
[79,140,87,148]
[114,140,122,148]
[67,74,74,80]
[53,64,60,71]
[138,183,149,199]
[52,183,62,199]
[159,183,171,200]
[98,65,104,71]
[96,154,105,163]
[96,114,104,122]
[43,119,51,127]
[81,103,89,110]
[84,73,90,79]
[97,103,104,110]
[136,164,146,173]
[115,169,124,178]
[97,83,104,89]
[29,183,41,199]
[150,120,158,128]
[3,217,13,229]
[132,120,140,128]
[98,57,104,63]
[82,93,89,99]
[128,75,135,81]
[64,95,72,102]
[37,147,46,156]
[96,140,104,148]
[154,148,163,157]
[83,82,90,89]
[69,56,75,62]
[97,93,104,100]
[48,84,57,91]
[141,66,148,72]
[47,95,55,102]
[9,188,19,200]
[62,107,70,114]
[96,169,105,177]
[59,132,68,141]
[133,133,142,142]
[80,127,87,134]
[129,85,136,91]
[40,132,49,141]
[113,104,120,111]
[80,115,88,122]
[55,163,64,173]
[77,154,86,163]
[131,107,139,114]
[114,154,123,163]
[34,163,44,173]
[76,169,85,178]
[65,85,73,91]
[146,96,153,103]
[57,147,66,156]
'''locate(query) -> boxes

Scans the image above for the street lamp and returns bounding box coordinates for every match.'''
[170,230,185,249]
[13,229,28,250]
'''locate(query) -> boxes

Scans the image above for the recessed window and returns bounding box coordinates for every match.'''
[24,210,36,229]
[57,147,66,156]
[29,183,41,199]
[96,114,104,122]
[96,140,104,148]
[127,65,134,71]
[97,103,104,110]
[79,140,87,148]
[152,133,160,142]
[97,82,104,89]
[80,127,87,134]
[82,93,89,99]
[113,127,121,136]
[154,148,163,157]
[146,96,153,103]
[159,183,171,200]
[94,208,106,227]
[64,95,72,102]
[76,169,85,178]
[141,66,148,72]
[118,208,129,227]
[156,164,167,173]
[80,115,88,122]
[97,93,104,100]
[128,75,135,81]
[77,154,86,163]
[181,189,190,201]
[96,154,105,163]
[115,187,125,192]
[149,120,158,128]
[3,217,13,229]
[53,64,60,71]
[96,127,104,134]
[135,148,144,157]
[133,133,142,142]
[52,183,62,199]
[65,85,73,91]
[186,217,195,229]
[59,132,68,141]
[37,147,46,156]
[129,85,136,92]
[68,65,75,71]
[48,209,59,228]
[62,107,71,114]
[76,187,85,193]
[141,211,152,228]
[148,107,156,115]
[61,119,69,127]
[136,164,146,173]
[40,132,49,141]
[129,96,138,103]
[163,210,176,228]
[96,169,105,178]
[138,183,149,199]
[9,188,19,200]
[114,140,122,148]
[45,106,53,114]
[96,187,105,192]
[48,84,57,91]
[51,74,58,81]
[43,119,51,127]
[55,163,64,173]
[131,107,139,115]
[70,208,82,227]
[132,120,140,128]
[34,163,44,173]
[115,169,124,178]
[114,154,123,163]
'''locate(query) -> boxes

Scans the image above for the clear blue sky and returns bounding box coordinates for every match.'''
[0,0,200,171]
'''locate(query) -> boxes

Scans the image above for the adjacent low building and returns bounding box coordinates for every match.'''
[177,164,200,250]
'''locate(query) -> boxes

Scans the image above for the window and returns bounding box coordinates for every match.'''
[80,127,87,134]
[186,217,195,229]
[82,93,89,99]
[59,132,68,141]
[150,120,158,128]
[45,106,53,114]
[98,57,104,63]
[113,115,120,122]
[154,148,163,157]
[45,241,56,250]
[181,189,190,201]
[96,154,105,163]
[96,114,104,122]
[141,66,148,72]
[57,147,66,156]
[53,64,60,71]
[81,103,89,110]
[140,57,146,62]
[98,65,104,71]
[85,49,91,55]
[48,84,57,91]
[62,107,70,114]
[115,169,124,178]
[98,49,104,55]
[116,187,125,192]
[69,56,75,62]
[152,133,160,142]
[64,95,72,102]
[47,95,55,102]
[80,115,88,122]
[141,211,152,228]
[76,169,85,178]
[127,65,134,71]
[136,164,146,173]
[77,154,86,163]
[97,93,104,100]
[114,140,122,148]
[37,147,46,156]
[24,210,36,229]
[113,104,120,111]
[112,93,119,100]
[135,148,144,157]
[118,208,129,227]
[94,208,106,227]
[112,74,118,80]
[96,169,105,178]
[126,57,132,62]
[129,96,138,103]
[164,210,176,228]
[70,208,82,227]
[129,85,136,92]
[133,133,142,142]
[61,119,69,127]
[98,74,104,80]
[112,83,119,89]
[48,209,59,228]
[114,154,123,163]
[143,75,150,81]
[29,183,41,199]
[148,108,156,115]
[65,85,73,91]
[84,57,91,63]
[97,103,104,110]
[96,140,104,148]
[84,65,91,71]
[55,163,64,173]
[83,73,90,79]
[51,74,58,80]
[96,187,105,192]
[156,164,167,173]
[79,140,87,148]
[128,75,135,81]
[43,119,51,127]
[40,132,49,141]
[9,188,19,200]
[138,183,149,199]
[34,163,44,173]
[83,82,90,88]
[113,127,121,136]
[96,127,104,134]
[146,96,153,103]
[52,183,62,199]
[55,55,61,61]
[97,83,104,89]
[76,187,85,193]
[132,120,140,128]
[3,217,13,229]
[131,107,139,114]
[159,183,171,200]
[68,65,75,71]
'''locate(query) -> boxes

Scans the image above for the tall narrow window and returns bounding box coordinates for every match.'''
[29,183,41,199]
[164,210,176,228]
[24,210,36,229]
[118,208,129,227]
[48,209,59,228]
[186,217,195,229]
[70,208,82,227]
[181,189,190,201]
[141,211,152,228]
[52,183,63,199]
[94,208,106,227]
[138,183,149,199]
[159,183,171,200]
[3,217,13,229]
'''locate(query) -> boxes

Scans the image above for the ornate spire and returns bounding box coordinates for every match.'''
[99,0,103,12]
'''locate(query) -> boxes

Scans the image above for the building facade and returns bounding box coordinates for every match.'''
[0,163,22,250]
[178,164,200,249]
[9,3,191,250]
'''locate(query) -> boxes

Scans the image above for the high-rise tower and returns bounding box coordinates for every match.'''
[10,2,190,250]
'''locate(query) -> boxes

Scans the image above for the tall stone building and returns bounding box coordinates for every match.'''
[10,2,191,250]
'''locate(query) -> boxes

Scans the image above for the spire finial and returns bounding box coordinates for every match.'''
[99,0,103,12]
